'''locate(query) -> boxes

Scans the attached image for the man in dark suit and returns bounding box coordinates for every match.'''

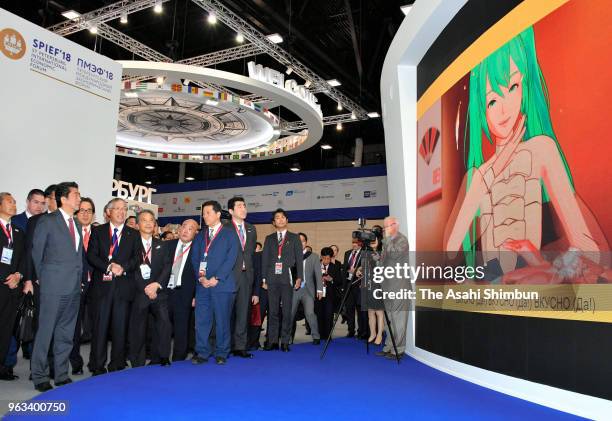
[11,188,45,232]
[317,247,342,340]
[191,201,238,365]
[128,210,172,367]
[31,182,83,391]
[87,198,140,375]
[166,219,198,361]
[262,209,303,352]
[342,239,368,339]
[226,197,257,359]
[0,192,26,381]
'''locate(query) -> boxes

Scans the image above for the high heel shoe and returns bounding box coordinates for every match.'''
[374,335,383,346]
[367,335,376,343]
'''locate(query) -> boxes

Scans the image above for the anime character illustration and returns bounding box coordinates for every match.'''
[443,26,607,282]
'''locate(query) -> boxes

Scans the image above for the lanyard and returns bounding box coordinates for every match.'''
[108,226,123,258]
[277,233,287,259]
[204,226,221,258]
[174,243,192,265]
[0,221,12,246]
[232,220,246,250]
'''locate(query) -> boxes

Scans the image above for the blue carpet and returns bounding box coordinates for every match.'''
[7,339,582,421]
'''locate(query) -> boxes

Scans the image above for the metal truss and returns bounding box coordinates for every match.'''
[98,23,172,62]
[190,0,370,119]
[47,0,172,37]
[282,113,356,131]
[178,44,261,67]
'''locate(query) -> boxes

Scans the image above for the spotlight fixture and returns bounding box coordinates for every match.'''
[266,33,283,44]
[145,165,155,170]
[351,112,357,120]
[285,67,293,75]
[145,181,152,185]
[153,0,162,14]
[235,172,244,177]
[304,80,312,88]
[367,112,380,118]
[321,144,332,150]
[290,163,300,172]
[185,176,195,181]
[326,79,341,87]
[61,10,80,20]
[207,12,217,24]
[336,123,343,131]
[236,33,244,43]
[89,25,98,34]
[337,102,343,111]
[120,12,128,23]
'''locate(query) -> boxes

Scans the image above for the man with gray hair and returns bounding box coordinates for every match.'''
[377,216,410,360]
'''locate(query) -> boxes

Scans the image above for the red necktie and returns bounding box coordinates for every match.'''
[68,217,76,248]
[83,228,90,251]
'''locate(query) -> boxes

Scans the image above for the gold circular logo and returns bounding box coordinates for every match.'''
[0,28,26,60]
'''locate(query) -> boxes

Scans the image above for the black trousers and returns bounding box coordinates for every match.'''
[231,271,252,351]
[345,285,369,336]
[168,288,192,361]
[315,289,335,340]
[129,292,171,367]
[267,283,293,345]
[0,288,20,373]
[247,288,268,349]
[91,289,130,371]
[69,291,87,370]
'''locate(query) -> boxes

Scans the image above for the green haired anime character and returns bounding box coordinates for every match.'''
[443,26,599,277]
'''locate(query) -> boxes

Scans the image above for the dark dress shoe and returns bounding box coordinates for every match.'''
[312,339,320,345]
[107,366,125,373]
[0,372,18,381]
[92,368,108,376]
[232,350,253,359]
[263,343,279,351]
[191,356,208,365]
[146,360,160,366]
[385,353,404,360]
[346,332,355,338]
[375,351,390,357]
[280,344,290,352]
[215,357,226,365]
[72,368,84,375]
[55,378,72,386]
[160,359,171,366]
[35,382,53,392]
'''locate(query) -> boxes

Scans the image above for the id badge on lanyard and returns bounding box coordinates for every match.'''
[1,247,13,265]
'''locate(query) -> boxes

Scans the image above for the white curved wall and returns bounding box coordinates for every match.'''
[380,1,612,419]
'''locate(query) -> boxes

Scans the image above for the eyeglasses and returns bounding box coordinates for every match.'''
[78,209,93,214]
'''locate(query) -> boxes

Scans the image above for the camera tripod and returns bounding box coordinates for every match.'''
[320,247,401,364]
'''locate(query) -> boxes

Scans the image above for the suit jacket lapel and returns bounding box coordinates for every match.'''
[55,211,76,250]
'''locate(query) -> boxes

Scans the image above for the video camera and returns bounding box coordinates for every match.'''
[352,217,377,244]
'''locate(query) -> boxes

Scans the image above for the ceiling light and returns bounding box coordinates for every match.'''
[185,177,195,181]
[156,76,164,85]
[124,92,138,98]
[400,5,413,15]
[304,80,312,88]
[120,12,128,23]
[285,67,293,75]
[206,99,218,106]
[321,144,332,150]
[336,122,343,131]
[326,79,341,87]
[62,10,80,20]
[367,112,380,118]
[235,172,244,177]
[266,33,283,44]
[207,12,217,24]
[352,161,356,166]
[89,25,98,34]
[290,167,300,172]
[236,33,244,43]
[145,181,152,185]
[351,112,357,120]
[153,0,163,14]
[145,165,155,170]
[337,102,343,111]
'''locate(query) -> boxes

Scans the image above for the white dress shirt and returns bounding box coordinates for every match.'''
[173,240,192,287]
[59,208,80,251]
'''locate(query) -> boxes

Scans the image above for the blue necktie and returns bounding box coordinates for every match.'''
[112,227,119,257]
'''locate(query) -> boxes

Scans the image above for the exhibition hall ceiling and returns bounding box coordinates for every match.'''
[4,0,411,184]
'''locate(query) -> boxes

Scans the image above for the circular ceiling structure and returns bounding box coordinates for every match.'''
[117,61,324,163]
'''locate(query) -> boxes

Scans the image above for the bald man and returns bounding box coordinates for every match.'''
[377,216,410,360]
[165,219,199,361]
